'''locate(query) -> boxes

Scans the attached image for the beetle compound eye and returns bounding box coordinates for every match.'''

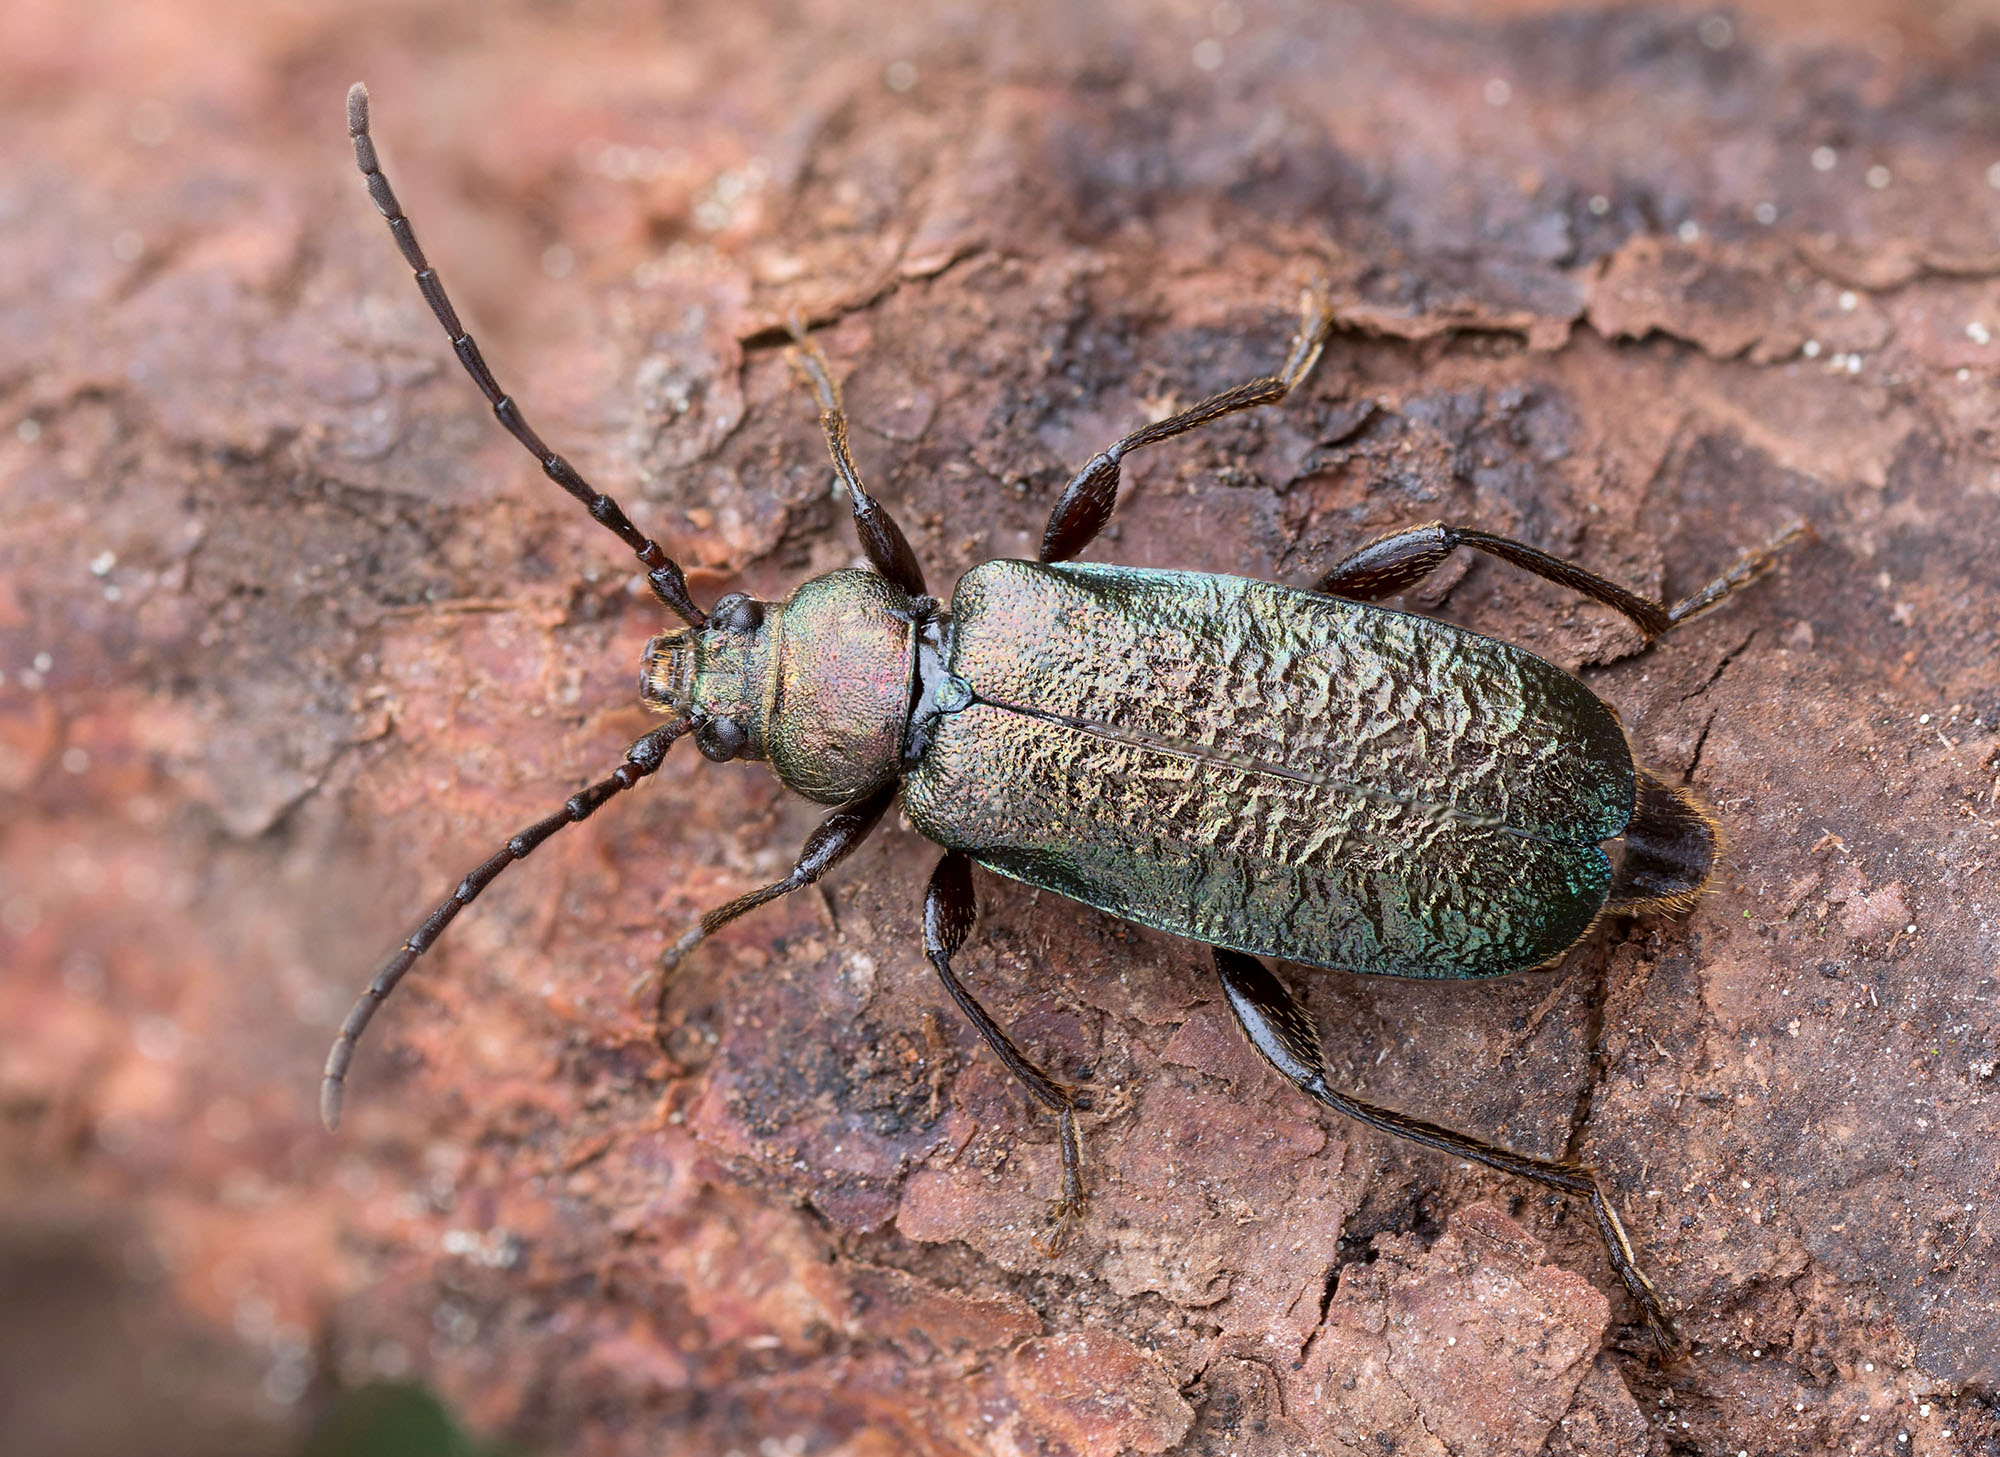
[697,715,748,762]
[710,593,764,634]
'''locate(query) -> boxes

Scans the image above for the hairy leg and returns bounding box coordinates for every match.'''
[1040,289,1336,563]
[924,852,1090,1254]
[1212,945,1683,1358]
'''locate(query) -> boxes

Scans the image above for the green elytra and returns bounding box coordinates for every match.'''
[328,82,1806,1361]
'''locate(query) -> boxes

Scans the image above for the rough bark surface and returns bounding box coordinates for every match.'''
[3,2,1998,1454]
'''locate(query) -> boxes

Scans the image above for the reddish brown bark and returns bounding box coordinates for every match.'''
[4,2,1999,1454]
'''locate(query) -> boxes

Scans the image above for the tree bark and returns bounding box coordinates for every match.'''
[3,3,1998,1453]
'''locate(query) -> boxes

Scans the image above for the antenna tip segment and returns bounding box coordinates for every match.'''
[319,1078,345,1133]
[347,83,370,135]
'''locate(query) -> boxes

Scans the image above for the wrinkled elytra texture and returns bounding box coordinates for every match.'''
[6,0,2000,1455]
[907,561,1628,976]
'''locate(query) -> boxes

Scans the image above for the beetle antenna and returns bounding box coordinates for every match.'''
[345,83,707,628]
[320,720,689,1131]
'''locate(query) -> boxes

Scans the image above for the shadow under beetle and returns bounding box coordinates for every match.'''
[325,83,1805,1359]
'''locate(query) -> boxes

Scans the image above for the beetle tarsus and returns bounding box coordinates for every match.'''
[1665,518,1811,627]
[1031,1104,1090,1257]
[1032,1199,1088,1259]
[632,923,706,1001]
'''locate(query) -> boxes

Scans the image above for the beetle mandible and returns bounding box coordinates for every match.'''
[325,83,1804,1358]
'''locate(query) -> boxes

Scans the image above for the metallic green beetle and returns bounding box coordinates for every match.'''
[326,84,1801,1358]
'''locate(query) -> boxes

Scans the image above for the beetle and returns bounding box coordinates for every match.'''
[325,83,1803,1358]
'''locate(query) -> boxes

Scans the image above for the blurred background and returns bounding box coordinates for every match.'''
[4,1,1999,1453]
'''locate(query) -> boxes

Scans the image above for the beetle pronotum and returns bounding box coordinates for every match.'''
[326,82,1803,1358]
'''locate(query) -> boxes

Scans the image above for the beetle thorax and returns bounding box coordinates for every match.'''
[640,569,917,804]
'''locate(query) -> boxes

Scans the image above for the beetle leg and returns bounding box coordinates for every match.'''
[346,85,705,627]
[1312,519,1808,641]
[321,720,690,1132]
[783,326,929,599]
[1211,946,1685,1359]
[1040,287,1336,564]
[645,782,897,1015]
[925,852,1090,1254]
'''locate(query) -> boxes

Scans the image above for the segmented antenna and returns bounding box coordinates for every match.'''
[320,721,689,1130]
[346,82,706,627]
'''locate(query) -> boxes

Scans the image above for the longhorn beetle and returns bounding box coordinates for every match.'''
[326,82,1803,1358]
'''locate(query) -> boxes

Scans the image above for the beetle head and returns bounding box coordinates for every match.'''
[641,591,779,763]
